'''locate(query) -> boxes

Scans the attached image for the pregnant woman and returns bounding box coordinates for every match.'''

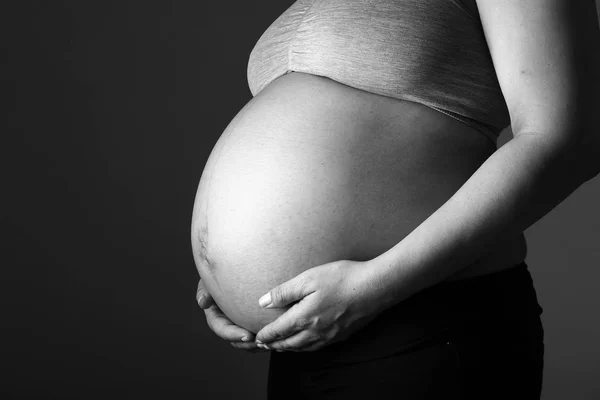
[193,1,600,398]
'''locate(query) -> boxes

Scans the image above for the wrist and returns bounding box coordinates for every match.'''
[363,244,430,311]
[357,257,406,314]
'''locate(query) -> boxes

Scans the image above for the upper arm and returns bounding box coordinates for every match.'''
[475,0,600,144]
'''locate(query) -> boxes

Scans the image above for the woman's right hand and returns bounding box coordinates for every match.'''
[196,280,269,353]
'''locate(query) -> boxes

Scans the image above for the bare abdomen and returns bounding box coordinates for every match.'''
[191,72,519,333]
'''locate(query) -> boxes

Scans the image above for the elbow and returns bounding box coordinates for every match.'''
[514,123,600,181]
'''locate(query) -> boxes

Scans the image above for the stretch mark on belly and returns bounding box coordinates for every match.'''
[196,223,222,290]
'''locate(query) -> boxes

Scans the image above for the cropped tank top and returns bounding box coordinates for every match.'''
[246,0,511,144]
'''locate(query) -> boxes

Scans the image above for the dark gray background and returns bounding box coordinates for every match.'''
[5,1,599,399]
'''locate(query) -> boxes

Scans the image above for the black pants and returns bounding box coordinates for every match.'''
[267,261,544,399]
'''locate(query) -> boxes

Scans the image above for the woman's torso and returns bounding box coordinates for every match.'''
[191,1,526,333]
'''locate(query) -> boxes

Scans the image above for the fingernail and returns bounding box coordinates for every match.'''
[197,294,205,304]
[255,340,263,344]
[257,343,270,350]
[241,336,249,342]
[258,293,272,308]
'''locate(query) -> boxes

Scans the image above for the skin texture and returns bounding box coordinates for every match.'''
[251,0,600,352]
[197,281,268,353]
[196,0,600,353]
[191,69,521,331]
[253,259,384,352]
[191,71,520,350]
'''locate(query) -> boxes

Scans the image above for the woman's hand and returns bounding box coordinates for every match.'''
[254,259,386,352]
[196,280,269,353]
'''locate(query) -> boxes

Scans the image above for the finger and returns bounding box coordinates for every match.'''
[268,330,321,352]
[205,305,255,342]
[230,343,269,353]
[298,340,326,352]
[230,341,270,353]
[196,280,214,309]
[255,300,313,344]
[258,271,315,309]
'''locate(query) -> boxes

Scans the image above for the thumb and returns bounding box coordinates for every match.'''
[259,273,314,309]
[196,279,214,309]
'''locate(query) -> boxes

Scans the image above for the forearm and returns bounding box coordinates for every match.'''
[368,131,600,310]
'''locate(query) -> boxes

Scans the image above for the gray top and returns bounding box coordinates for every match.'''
[247,0,510,145]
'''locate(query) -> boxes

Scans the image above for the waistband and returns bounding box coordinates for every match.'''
[274,261,543,367]
[400,261,543,318]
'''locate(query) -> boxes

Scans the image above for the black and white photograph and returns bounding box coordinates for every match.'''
[5,1,600,399]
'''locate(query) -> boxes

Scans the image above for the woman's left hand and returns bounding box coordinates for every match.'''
[254,259,388,352]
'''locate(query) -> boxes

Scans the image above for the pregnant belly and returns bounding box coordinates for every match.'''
[191,72,512,333]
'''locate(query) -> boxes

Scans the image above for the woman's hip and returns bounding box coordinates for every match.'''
[267,261,544,399]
